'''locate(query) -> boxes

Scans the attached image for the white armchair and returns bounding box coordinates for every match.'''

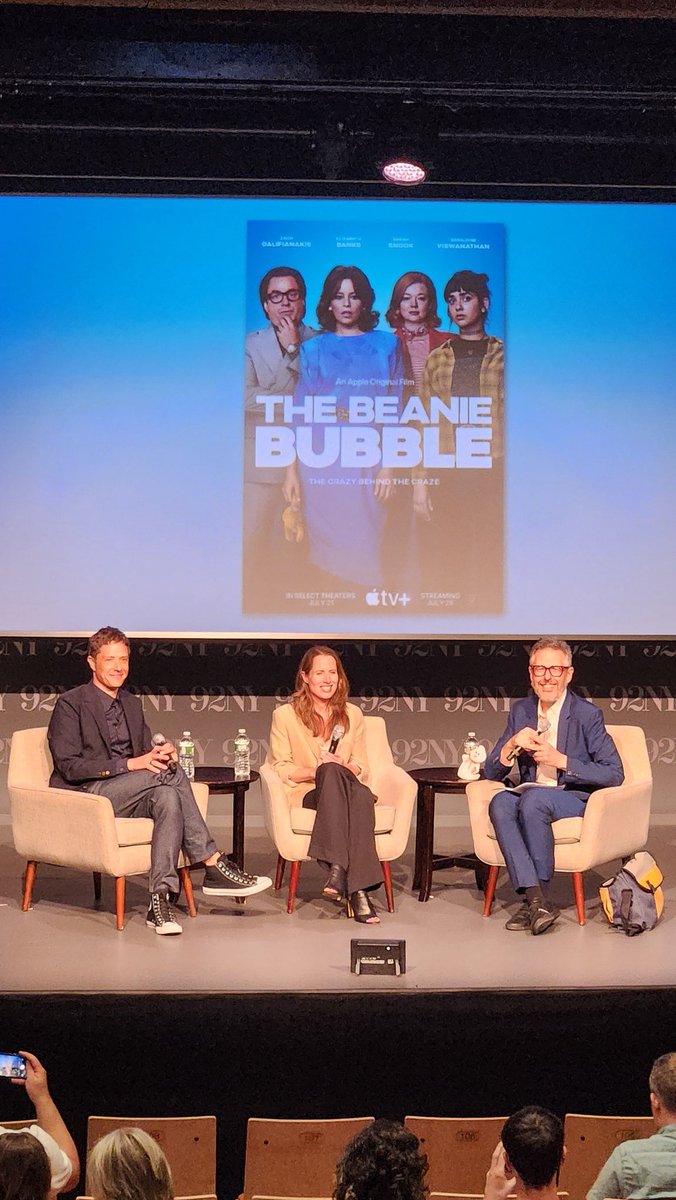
[466,724,652,924]
[8,726,210,930]
[260,714,416,913]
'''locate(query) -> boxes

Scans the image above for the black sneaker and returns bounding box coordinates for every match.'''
[505,901,532,931]
[529,896,561,935]
[146,892,182,935]
[202,855,273,897]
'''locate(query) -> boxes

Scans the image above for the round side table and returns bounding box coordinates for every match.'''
[408,766,490,902]
[194,767,260,870]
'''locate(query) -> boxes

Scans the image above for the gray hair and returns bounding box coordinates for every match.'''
[88,1128,173,1200]
[529,638,573,666]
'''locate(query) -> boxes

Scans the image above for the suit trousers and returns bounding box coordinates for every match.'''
[89,765,218,894]
[304,762,381,895]
[488,785,588,891]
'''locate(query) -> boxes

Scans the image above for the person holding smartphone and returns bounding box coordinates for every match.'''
[0,1051,79,1194]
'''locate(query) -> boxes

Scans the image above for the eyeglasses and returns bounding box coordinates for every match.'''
[530,664,569,678]
[266,289,301,304]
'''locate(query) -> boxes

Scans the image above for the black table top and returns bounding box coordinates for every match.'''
[194,766,260,789]
[408,766,474,788]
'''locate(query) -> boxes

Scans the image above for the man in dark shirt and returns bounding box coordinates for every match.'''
[48,626,271,935]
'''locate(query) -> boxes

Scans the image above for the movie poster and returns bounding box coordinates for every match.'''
[242,220,504,616]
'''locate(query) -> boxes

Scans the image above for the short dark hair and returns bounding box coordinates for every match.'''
[334,1120,428,1200]
[0,1131,52,1200]
[501,1107,564,1189]
[443,270,491,304]
[88,627,130,658]
[258,266,307,310]
[316,265,379,332]
[650,1052,676,1112]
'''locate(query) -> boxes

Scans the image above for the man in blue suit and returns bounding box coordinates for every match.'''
[483,637,623,935]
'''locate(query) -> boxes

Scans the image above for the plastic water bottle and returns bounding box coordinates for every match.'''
[234,728,251,781]
[463,731,479,758]
[178,730,195,780]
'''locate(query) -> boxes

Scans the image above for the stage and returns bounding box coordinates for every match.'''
[2,817,675,994]
[2,816,676,1199]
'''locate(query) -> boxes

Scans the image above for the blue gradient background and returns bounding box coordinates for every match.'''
[1,196,674,635]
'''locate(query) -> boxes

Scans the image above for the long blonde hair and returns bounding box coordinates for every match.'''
[87,1128,173,1200]
[292,645,350,737]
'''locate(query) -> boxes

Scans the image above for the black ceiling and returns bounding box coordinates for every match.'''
[0,5,674,197]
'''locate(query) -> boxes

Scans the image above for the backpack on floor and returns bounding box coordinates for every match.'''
[599,851,664,937]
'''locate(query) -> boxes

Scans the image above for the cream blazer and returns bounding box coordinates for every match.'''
[267,702,370,804]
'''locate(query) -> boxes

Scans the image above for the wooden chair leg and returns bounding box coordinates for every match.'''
[382,861,395,913]
[483,865,499,916]
[22,861,37,911]
[115,876,126,931]
[92,871,102,903]
[287,861,301,913]
[572,871,586,925]
[275,855,286,891]
[180,866,197,917]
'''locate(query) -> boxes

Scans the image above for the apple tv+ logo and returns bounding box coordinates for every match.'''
[365,589,411,607]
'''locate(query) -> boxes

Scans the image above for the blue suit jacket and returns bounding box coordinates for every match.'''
[483,690,624,795]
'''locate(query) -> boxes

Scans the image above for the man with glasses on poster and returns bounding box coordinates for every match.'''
[244,267,317,608]
[483,638,623,935]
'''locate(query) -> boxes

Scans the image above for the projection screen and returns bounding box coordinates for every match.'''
[1,195,674,636]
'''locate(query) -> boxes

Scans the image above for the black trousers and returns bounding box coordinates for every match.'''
[303,762,381,895]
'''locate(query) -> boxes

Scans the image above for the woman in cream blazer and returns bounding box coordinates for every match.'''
[268,645,381,923]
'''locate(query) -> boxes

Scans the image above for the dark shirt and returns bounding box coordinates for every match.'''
[101,694,133,760]
[449,336,488,397]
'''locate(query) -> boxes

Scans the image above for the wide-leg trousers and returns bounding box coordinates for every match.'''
[488,785,588,892]
[90,765,218,894]
[303,762,381,895]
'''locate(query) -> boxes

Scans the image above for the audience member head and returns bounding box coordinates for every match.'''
[87,1128,173,1200]
[0,1130,51,1200]
[649,1051,676,1123]
[501,1106,565,1191]
[334,1119,428,1200]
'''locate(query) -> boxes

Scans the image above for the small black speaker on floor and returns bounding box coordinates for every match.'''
[350,939,406,976]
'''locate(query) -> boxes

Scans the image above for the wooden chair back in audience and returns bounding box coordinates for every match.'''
[405,1117,507,1195]
[86,1115,217,1198]
[0,1120,33,1129]
[559,1114,654,1200]
[253,1195,331,1200]
[430,1191,569,1199]
[78,1196,217,1200]
[242,1117,375,1200]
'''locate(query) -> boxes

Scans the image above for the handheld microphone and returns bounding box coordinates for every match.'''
[151,732,177,773]
[507,716,551,762]
[328,724,345,754]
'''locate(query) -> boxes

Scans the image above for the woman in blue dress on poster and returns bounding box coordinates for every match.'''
[284,266,406,591]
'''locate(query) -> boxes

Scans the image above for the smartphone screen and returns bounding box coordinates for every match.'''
[0,1053,27,1079]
